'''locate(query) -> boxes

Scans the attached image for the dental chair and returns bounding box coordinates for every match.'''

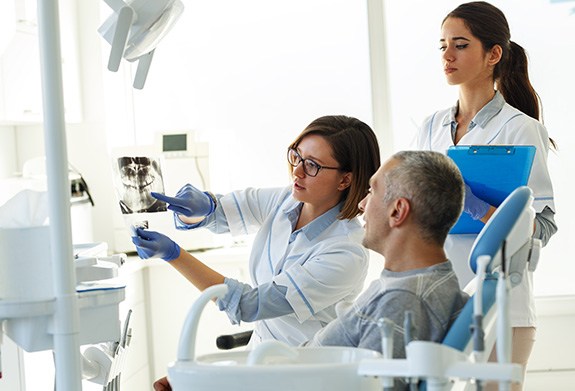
[164,186,539,391]
[358,186,541,390]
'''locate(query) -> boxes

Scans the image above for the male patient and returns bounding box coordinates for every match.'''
[306,150,469,360]
[153,151,468,391]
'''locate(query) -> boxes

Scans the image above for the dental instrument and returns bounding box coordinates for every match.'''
[470,254,490,390]
[496,241,512,391]
[403,311,418,390]
[377,317,395,390]
[471,255,490,363]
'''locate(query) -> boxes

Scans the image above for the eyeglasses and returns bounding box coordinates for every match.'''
[287,148,340,177]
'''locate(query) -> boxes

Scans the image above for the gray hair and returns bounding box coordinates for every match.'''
[383,150,464,244]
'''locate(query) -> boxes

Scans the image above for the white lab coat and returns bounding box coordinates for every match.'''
[415,92,555,327]
[218,186,369,345]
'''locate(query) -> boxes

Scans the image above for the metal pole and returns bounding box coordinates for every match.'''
[36,1,82,389]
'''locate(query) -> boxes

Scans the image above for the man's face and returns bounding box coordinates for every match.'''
[358,158,398,253]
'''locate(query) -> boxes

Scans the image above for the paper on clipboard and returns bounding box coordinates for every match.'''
[447,145,536,234]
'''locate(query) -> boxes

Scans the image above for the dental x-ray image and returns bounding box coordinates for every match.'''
[115,156,167,214]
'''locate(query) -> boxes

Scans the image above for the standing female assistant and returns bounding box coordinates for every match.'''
[412,2,557,387]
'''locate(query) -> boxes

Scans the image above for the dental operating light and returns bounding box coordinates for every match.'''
[99,0,184,89]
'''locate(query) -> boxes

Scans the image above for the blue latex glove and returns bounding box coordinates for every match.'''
[463,183,490,221]
[131,228,181,261]
[151,184,215,218]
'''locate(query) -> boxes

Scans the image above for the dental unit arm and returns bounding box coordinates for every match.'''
[358,186,540,390]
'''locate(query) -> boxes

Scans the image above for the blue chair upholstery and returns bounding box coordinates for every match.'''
[468,186,534,274]
[441,186,533,352]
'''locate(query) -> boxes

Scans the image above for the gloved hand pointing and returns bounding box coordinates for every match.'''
[152,184,215,218]
[132,228,181,261]
[463,183,490,221]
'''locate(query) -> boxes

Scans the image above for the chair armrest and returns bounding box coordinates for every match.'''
[216,330,253,350]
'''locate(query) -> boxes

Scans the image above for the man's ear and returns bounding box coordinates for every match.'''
[389,197,410,227]
[488,44,503,66]
[338,172,352,191]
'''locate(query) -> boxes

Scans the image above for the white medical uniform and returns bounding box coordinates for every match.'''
[414,91,555,327]
[195,186,369,345]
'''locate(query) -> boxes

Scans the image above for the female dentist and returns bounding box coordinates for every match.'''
[132,115,381,347]
[413,2,557,388]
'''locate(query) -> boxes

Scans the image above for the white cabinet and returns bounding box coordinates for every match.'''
[0,0,81,124]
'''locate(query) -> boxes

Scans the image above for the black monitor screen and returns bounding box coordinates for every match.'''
[163,134,187,152]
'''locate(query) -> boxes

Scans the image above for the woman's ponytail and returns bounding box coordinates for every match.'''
[497,41,541,121]
[444,2,556,149]
[497,42,556,149]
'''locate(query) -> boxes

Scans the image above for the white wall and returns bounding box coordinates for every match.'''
[381,0,575,297]
[0,126,17,177]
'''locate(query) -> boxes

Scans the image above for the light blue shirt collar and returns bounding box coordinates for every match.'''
[443,91,506,140]
[283,201,342,241]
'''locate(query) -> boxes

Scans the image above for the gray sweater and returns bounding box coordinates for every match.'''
[306,261,469,389]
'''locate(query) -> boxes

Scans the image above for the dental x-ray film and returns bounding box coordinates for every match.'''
[114,156,168,214]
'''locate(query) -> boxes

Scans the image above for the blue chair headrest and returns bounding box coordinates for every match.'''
[468,186,532,274]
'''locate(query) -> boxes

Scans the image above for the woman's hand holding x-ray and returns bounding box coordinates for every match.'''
[463,183,490,220]
[131,228,181,261]
[151,184,215,218]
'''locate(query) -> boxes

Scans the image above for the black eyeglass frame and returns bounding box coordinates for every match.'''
[287,148,340,177]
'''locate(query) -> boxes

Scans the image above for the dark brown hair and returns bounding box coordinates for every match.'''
[444,1,556,148]
[289,115,381,220]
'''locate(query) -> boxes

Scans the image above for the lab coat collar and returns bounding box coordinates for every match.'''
[283,201,342,241]
[471,91,505,128]
[442,91,506,130]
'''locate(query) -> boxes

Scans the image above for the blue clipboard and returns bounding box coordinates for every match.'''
[447,145,536,234]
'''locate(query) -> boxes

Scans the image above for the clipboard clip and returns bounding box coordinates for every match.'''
[468,146,515,155]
